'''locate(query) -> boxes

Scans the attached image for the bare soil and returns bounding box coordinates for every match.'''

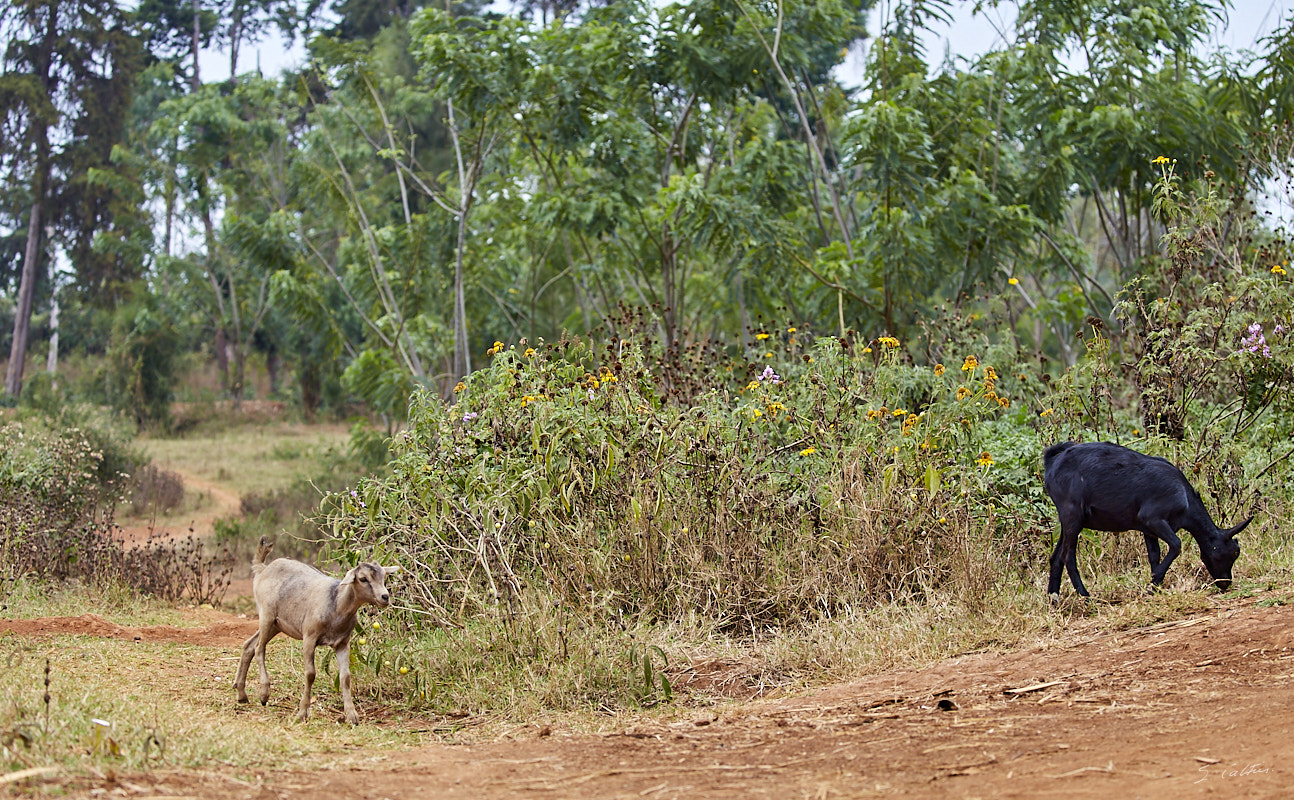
[5,597,1294,799]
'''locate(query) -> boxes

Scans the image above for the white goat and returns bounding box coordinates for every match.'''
[234,538,400,724]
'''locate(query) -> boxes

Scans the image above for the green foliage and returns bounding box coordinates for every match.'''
[326,333,1051,636]
[103,294,183,429]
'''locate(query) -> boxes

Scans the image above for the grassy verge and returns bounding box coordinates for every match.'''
[0,560,1288,787]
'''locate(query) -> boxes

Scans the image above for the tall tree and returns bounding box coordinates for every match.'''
[1,0,139,397]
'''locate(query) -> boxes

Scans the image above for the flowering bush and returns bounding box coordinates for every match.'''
[325,333,1050,633]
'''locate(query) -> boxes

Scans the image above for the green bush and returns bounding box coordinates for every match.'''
[325,334,1060,633]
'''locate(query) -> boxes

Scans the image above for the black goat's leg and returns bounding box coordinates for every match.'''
[1145,522,1182,587]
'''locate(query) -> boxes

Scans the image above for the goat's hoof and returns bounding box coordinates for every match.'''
[1047,592,1061,605]
[295,713,309,723]
[236,696,249,704]
[344,713,359,725]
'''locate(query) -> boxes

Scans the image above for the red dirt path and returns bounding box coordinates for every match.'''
[6,597,1294,798]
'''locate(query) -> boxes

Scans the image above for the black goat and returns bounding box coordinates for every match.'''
[1042,441,1251,598]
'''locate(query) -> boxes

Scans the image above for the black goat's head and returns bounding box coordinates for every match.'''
[1200,517,1251,591]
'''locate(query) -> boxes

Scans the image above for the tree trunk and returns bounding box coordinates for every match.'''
[267,350,281,395]
[191,0,201,91]
[4,203,43,398]
[45,296,59,378]
[214,326,230,394]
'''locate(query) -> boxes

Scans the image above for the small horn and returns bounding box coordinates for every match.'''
[1224,516,1253,540]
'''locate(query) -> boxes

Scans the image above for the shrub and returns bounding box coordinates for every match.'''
[0,415,231,605]
[324,334,1050,633]
[130,465,185,516]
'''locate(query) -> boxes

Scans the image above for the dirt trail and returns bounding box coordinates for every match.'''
[10,598,1294,799]
[117,467,243,547]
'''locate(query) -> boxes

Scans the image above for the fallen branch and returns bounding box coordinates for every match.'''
[0,767,59,786]
[1048,761,1114,779]
[1006,680,1065,695]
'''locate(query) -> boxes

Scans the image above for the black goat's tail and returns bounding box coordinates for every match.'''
[252,537,275,575]
[1043,441,1078,471]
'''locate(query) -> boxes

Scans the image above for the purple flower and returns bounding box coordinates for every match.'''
[463,412,478,422]
[759,366,781,384]
[1240,323,1273,358]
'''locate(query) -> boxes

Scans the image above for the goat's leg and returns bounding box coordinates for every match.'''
[1049,508,1087,597]
[1145,522,1182,587]
[335,640,359,724]
[235,632,258,703]
[255,621,279,706]
[1142,533,1162,570]
[1063,539,1090,597]
[297,636,317,722]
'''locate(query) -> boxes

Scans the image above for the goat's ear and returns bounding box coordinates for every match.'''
[382,565,401,577]
[339,568,357,586]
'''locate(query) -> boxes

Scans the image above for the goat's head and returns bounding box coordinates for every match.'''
[341,562,401,608]
[1199,517,1250,591]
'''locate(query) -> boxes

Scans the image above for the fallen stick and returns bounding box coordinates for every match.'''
[1006,680,1065,695]
[0,767,59,786]
[1048,761,1114,778]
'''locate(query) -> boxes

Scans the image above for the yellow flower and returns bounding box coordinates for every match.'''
[524,347,536,357]
[765,352,773,358]
[892,408,907,417]
[983,366,998,382]
[356,637,367,646]
[961,355,979,373]
[997,396,1010,408]
[985,389,998,401]
[878,336,900,348]
[862,347,873,354]
[756,332,771,340]
[934,363,945,376]
[787,326,797,333]
[493,341,503,350]
[372,621,381,631]
[453,381,466,393]
[1274,264,1288,275]
[767,401,786,414]
[976,452,994,467]
[1039,408,1053,417]
[750,408,763,418]
[1152,155,1170,165]
[867,409,882,420]
[399,667,409,675]
[956,386,971,401]
[799,446,816,456]
[1008,277,1019,286]
[623,554,631,563]
[745,381,760,393]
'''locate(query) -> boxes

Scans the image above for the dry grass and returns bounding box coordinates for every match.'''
[0,635,423,778]
[135,422,350,500]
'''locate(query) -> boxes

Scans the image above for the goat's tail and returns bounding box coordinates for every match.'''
[252,537,275,575]
[1043,441,1077,471]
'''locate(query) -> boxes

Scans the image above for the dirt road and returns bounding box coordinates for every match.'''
[7,597,1293,799]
